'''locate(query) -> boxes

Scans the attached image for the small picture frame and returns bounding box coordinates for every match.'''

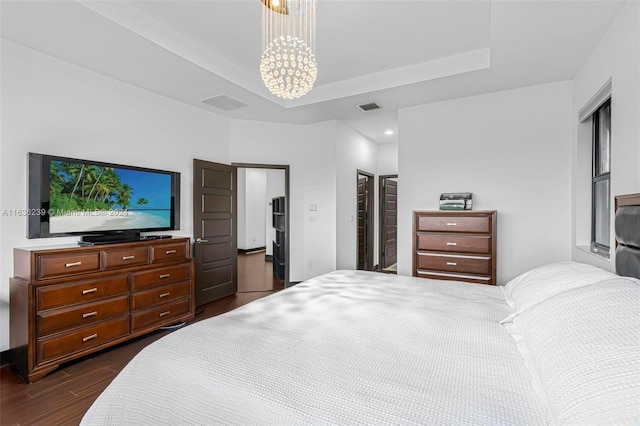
[439,193,473,210]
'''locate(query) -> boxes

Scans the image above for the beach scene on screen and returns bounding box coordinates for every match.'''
[49,161,171,233]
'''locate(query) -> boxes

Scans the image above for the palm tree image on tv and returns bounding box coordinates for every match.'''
[49,161,172,233]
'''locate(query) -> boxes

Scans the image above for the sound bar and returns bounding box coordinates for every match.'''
[79,231,141,246]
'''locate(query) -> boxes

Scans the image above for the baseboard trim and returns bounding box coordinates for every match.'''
[1,349,11,368]
[238,247,266,255]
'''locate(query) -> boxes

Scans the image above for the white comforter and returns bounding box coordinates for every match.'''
[82,270,547,425]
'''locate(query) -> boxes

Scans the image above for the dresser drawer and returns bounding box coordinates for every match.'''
[36,275,129,311]
[416,271,493,285]
[417,234,491,254]
[131,298,191,333]
[416,253,491,275]
[37,252,100,280]
[102,246,148,270]
[417,216,490,233]
[150,242,187,263]
[37,316,129,364]
[131,281,191,311]
[131,263,191,291]
[37,295,129,337]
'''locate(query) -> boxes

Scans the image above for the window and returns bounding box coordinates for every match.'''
[591,99,611,257]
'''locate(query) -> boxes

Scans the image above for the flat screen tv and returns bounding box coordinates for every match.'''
[27,153,180,241]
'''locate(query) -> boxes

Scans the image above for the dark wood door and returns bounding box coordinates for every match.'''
[381,177,397,269]
[193,159,237,306]
[357,170,374,271]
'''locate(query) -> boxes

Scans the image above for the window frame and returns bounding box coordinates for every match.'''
[590,98,611,257]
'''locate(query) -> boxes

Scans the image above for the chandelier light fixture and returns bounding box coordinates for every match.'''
[260,0,318,100]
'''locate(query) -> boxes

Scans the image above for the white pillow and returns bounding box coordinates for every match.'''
[503,261,617,318]
[513,277,640,425]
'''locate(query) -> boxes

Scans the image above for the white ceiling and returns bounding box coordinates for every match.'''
[0,0,626,144]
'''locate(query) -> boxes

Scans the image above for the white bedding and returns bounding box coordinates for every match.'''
[82,271,548,425]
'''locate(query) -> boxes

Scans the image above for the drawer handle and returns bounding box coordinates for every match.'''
[446,223,457,226]
[65,261,82,268]
[159,292,171,298]
[82,311,98,319]
[82,333,98,343]
[159,274,171,279]
[122,255,135,260]
[82,288,98,295]
[159,311,171,317]
[165,250,177,255]
[446,242,457,246]
[446,262,458,266]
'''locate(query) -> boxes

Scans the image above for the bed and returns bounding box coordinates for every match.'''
[81,196,640,425]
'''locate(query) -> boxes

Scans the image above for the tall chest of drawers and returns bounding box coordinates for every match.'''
[9,238,194,382]
[413,211,497,285]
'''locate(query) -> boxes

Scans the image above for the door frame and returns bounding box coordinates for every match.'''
[232,163,290,287]
[356,169,375,271]
[379,174,398,272]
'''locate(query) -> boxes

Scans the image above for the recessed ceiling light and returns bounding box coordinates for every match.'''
[384,130,394,136]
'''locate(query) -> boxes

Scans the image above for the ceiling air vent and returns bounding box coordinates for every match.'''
[358,102,381,112]
[201,94,247,111]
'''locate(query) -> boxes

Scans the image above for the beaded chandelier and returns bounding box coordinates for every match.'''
[260,0,317,100]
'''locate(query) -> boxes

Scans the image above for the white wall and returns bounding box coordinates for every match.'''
[265,169,286,256]
[398,81,573,284]
[335,122,379,269]
[571,1,640,270]
[247,170,267,249]
[237,169,267,250]
[0,40,230,351]
[230,120,337,282]
[378,143,398,176]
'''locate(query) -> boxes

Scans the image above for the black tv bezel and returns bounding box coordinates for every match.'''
[27,153,181,239]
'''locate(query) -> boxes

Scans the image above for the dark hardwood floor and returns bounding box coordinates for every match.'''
[0,290,279,426]
[237,251,285,293]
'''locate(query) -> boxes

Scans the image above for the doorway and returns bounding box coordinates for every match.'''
[379,175,398,273]
[357,169,374,271]
[192,160,289,308]
[234,163,290,291]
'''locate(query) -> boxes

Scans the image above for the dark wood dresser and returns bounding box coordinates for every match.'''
[9,238,194,382]
[413,211,497,285]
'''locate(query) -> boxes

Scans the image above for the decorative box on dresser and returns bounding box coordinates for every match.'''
[9,238,194,383]
[413,211,497,285]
